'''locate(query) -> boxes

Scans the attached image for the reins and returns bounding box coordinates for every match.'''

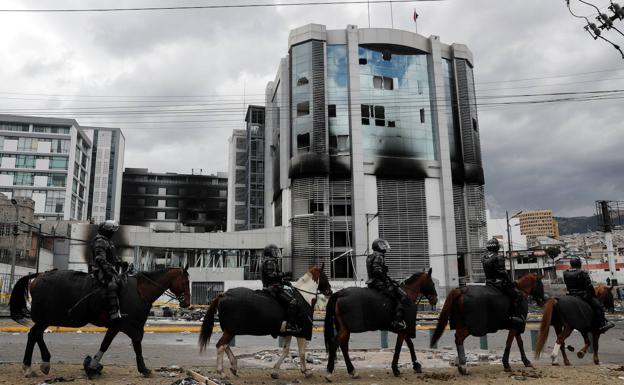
[138,271,183,302]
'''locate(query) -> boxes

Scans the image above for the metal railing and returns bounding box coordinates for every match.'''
[0,272,26,304]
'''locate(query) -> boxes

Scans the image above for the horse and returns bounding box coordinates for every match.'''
[198,264,332,379]
[535,285,615,366]
[9,267,190,378]
[324,269,438,380]
[430,273,545,374]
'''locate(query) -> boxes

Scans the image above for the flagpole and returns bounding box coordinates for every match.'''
[390,2,394,29]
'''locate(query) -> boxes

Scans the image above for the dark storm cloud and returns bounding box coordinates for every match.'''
[0,0,622,215]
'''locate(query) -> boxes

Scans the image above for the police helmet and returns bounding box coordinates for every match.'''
[372,239,390,253]
[486,237,500,253]
[98,220,119,236]
[570,256,582,268]
[263,244,281,259]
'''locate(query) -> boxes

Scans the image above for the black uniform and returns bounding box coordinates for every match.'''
[564,268,608,329]
[482,251,525,326]
[90,234,123,320]
[366,244,410,331]
[261,247,300,334]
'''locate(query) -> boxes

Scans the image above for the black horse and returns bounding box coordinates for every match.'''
[9,267,190,378]
[324,269,438,380]
[198,265,332,379]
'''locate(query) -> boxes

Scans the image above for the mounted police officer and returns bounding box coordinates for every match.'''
[366,238,410,332]
[482,237,525,327]
[90,220,124,320]
[261,244,300,334]
[564,256,614,333]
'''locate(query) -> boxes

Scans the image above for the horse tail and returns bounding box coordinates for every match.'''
[535,298,556,358]
[430,288,461,348]
[9,273,39,326]
[198,293,223,352]
[324,292,339,353]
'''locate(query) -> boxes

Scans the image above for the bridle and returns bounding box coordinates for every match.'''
[139,270,187,304]
[400,275,435,304]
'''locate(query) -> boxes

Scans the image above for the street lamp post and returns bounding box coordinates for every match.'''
[365,213,379,258]
[8,198,20,291]
[506,210,523,280]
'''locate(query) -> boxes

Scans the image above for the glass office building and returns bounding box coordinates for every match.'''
[264,25,487,294]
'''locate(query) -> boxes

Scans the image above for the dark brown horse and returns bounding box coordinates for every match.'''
[324,269,438,380]
[10,267,190,378]
[430,273,545,374]
[535,285,614,366]
[198,265,331,379]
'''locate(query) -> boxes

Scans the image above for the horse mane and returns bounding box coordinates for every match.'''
[403,271,425,285]
[139,267,180,281]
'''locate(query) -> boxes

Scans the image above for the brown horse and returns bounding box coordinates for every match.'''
[10,267,190,378]
[324,269,438,380]
[430,273,545,374]
[535,285,615,366]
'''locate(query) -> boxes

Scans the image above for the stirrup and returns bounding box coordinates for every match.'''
[510,316,525,326]
[280,321,300,334]
[391,320,407,331]
[109,310,125,320]
[599,322,615,333]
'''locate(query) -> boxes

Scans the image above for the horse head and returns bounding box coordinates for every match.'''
[403,268,438,306]
[308,263,332,296]
[517,272,545,307]
[597,285,615,312]
[170,266,191,308]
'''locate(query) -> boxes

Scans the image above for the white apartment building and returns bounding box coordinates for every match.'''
[0,115,92,220]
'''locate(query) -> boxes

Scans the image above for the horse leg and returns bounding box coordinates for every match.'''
[391,332,405,377]
[34,324,51,375]
[591,332,600,365]
[215,331,234,377]
[84,326,120,377]
[577,332,591,359]
[515,333,533,368]
[272,335,291,379]
[551,324,573,366]
[405,336,422,373]
[296,337,312,378]
[502,330,516,372]
[454,327,469,375]
[22,324,45,377]
[129,332,151,377]
[338,330,358,378]
[225,346,238,377]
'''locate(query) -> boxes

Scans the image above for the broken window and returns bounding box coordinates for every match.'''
[472,118,479,132]
[383,77,393,90]
[296,101,310,117]
[328,104,336,118]
[297,133,310,151]
[361,104,370,125]
[387,121,396,127]
[420,108,426,123]
[359,58,367,65]
[297,76,309,86]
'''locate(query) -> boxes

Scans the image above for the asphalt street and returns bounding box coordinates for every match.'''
[2,322,624,368]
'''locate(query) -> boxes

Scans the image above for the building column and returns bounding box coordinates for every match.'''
[346,25,368,279]
[428,35,459,296]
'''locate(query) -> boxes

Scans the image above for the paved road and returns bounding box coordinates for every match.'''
[2,323,624,368]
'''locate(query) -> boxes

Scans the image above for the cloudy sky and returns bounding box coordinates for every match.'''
[0,0,622,218]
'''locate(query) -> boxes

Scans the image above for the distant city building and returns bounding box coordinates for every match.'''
[84,126,125,223]
[0,194,35,268]
[227,106,265,231]
[263,24,487,292]
[518,210,560,242]
[120,168,227,232]
[0,114,92,220]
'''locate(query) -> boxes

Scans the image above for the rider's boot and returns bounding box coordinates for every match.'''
[509,299,525,327]
[108,296,124,320]
[281,300,301,334]
[390,304,407,332]
[598,316,615,333]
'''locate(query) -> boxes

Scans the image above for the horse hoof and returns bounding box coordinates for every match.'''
[551,362,560,366]
[567,345,575,352]
[577,351,585,359]
[504,366,512,372]
[392,367,401,377]
[270,372,279,379]
[22,365,36,378]
[230,368,238,377]
[458,365,467,375]
[140,369,152,377]
[564,361,571,366]
[594,360,600,365]
[40,362,50,375]
[523,360,533,368]
[350,371,360,379]
[413,362,422,373]
[324,373,333,383]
